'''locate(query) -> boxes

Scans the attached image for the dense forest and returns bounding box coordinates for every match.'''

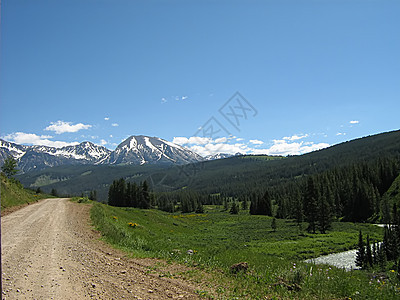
[105,130,400,230]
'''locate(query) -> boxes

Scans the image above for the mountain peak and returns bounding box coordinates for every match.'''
[104,135,203,165]
[0,135,205,172]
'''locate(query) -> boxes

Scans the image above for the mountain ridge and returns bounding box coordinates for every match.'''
[0,135,204,172]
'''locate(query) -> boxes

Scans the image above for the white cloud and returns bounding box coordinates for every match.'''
[215,137,228,143]
[172,137,189,145]
[104,117,110,121]
[161,97,167,104]
[181,96,188,100]
[261,140,329,156]
[336,132,346,136]
[249,139,264,145]
[350,120,359,124]
[100,139,107,145]
[45,121,92,134]
[187,143,248,157]
[3,132,79,148]
[172,134,330,157]
[111,123,119,127]
[283,134,309,141]
[173,136,212,145]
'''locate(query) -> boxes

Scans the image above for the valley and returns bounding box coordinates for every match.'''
[2,129,400,299]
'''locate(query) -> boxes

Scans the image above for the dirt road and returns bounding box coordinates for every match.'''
[1,199,201,299]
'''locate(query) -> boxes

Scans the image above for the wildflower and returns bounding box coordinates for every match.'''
[128,222,138,228]
[390,270,395,273]
[112,216,118,220]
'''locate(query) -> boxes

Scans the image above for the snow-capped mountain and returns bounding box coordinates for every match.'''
[204,152,244,161]
[0,139,111,172]
[204,153,233,161]
[0,136,204,172]
[103,135,203,165]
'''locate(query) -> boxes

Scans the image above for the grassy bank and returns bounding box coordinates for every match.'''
[91,202,400,299]
[1,173,50,211]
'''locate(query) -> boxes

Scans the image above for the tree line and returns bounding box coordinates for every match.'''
[356,206,400,272]
[108,178,152,209]
[106,154,399,235]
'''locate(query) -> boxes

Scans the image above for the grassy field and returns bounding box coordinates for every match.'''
[90,202,400,299]
[1,174,50,211]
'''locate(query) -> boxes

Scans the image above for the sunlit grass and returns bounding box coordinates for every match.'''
[90,202,399,299]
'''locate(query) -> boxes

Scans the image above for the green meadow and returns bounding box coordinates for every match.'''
[90,202,400,299]
[1,173,50,211]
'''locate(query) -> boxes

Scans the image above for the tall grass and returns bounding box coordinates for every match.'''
[1,174,49,210]
[91,203,400,299]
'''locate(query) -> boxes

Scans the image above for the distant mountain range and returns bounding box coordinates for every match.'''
[0,135,222,173]
[14,130,400,202]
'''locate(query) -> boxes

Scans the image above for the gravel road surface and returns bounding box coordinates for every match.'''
[1,198,200,299]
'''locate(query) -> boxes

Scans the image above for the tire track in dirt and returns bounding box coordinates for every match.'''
[1,198,201,299]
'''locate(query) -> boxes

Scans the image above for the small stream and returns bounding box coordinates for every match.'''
[305,242,382,271]
[305,225,386,270]
[305,249,359,271]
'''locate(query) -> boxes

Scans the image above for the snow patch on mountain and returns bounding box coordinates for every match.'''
[0,135,204,172]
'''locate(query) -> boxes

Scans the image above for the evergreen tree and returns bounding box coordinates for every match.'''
[355,230,366,269]
[366,234,373,268]
[377,243,387,271]
[138,181,150,209]
[108,178,126,207]
[294,191,303,225]
[1,156,18,178]
[230,201,239,214]
[304,177,318,233]
[51,188,58,197]
[223,198,229,211]
[317,193,332,234]
[382,197,391,225]
[89,190,97,201]
[195,199,204,213]
[262,190,272,216]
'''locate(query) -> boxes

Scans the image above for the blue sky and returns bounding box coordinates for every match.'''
[1,0,399,157]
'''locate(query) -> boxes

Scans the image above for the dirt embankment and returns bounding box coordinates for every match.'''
[1,198,202,299]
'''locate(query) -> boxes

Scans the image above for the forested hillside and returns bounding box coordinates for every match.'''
[17,130,400,225]
[106,130,400,225]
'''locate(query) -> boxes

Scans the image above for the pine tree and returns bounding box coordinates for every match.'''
[366,234,373,268]
[355,230,366,269]
[138,181,150,209]
[230,202,239,214]
[378,243,387,271]
[1,156,18,178]
[195,199,204,213]
[262,190,272,216]
[304,177,318,233]
[51,188,58,197]
[294,191,303,225]
[317,193,331,234]
[223,198,229,211]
